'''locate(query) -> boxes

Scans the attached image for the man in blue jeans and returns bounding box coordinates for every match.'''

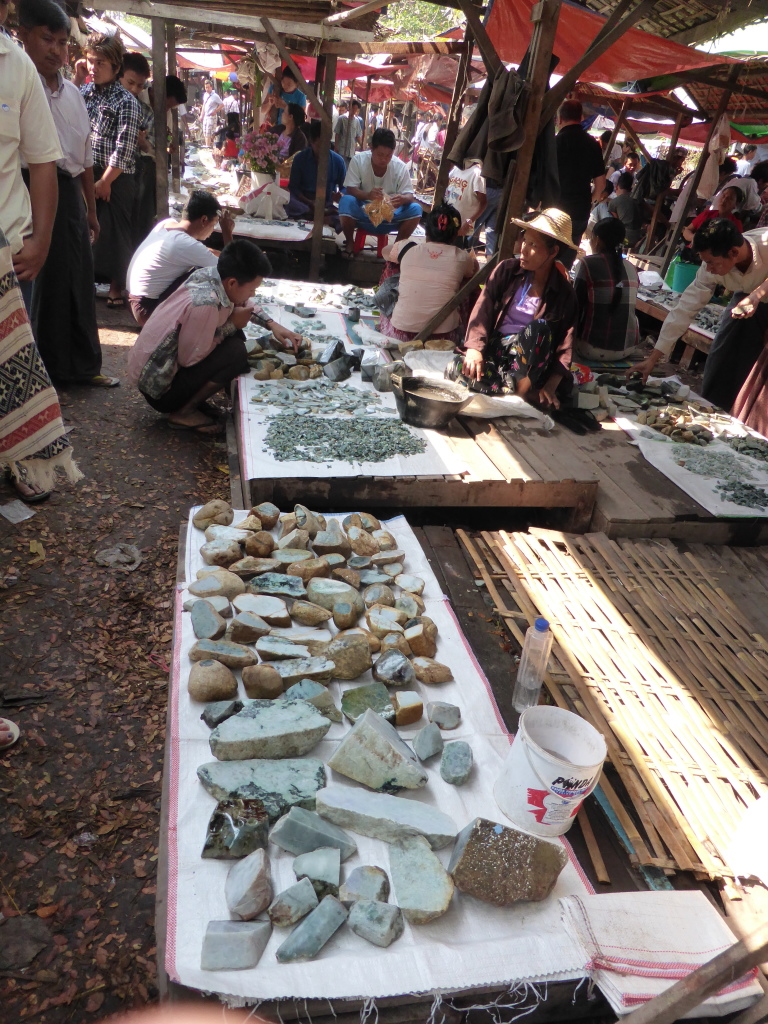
[338,128,422,259]
[470,179,502,254]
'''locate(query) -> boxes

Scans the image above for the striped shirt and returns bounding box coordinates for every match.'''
[81,79,142,173]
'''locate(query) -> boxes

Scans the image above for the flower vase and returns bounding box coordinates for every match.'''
[251,171,274,189]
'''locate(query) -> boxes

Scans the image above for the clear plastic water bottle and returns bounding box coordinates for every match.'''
[512,618,553,713]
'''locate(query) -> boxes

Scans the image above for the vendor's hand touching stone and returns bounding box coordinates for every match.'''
[270,323,302,352]
[462,349,484,380]
[626,349,663,383]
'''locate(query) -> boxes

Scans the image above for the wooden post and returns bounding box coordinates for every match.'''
[166,22,180,194]
[151,17,169,220]
[497,0,563,260]
[260,18,331,128]
[660,64,741,277]
[619,922,768,1024]
[640,111,686,252]
[433,25,473,207]
[602,98,628,160]
[455,0,501,76]
[363,74,373,144]
[414,253,499,343]
[620,117,652,163]
[309,55,336,282]
[345,78,356,161]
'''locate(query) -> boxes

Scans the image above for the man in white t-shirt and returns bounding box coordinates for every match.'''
[127,189,233,325]
[337,128,422,259]
[445,159,487,239]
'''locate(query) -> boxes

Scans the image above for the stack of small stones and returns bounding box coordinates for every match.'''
[188,500,567,971]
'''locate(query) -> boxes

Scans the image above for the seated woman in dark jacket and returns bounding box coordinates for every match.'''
[449,208,579,409]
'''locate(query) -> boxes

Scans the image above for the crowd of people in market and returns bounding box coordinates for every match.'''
[7,0,768,512]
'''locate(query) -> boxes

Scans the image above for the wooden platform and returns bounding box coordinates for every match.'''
[636,294,716,370]
[231,403,600,531]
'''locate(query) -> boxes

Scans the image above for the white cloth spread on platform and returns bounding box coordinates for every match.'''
[166,512,592,1002]
[560,891,762,1018]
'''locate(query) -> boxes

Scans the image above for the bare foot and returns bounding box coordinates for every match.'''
[13,478,51,503]
[167,411,215,429]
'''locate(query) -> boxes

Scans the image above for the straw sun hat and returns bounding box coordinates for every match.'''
[509,208,584,258]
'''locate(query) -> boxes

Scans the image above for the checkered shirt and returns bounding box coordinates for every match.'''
[81,80,142,173]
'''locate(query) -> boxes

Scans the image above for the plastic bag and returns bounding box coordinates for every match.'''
[240,181,289,220]
[365,194,395,227]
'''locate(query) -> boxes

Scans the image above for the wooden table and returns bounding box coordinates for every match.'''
[636,295,717,370]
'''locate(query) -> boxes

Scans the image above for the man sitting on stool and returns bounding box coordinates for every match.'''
[338,128,422,260]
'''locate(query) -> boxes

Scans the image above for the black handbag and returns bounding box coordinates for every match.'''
[373,240,418,317]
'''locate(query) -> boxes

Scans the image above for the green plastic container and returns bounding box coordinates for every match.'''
[671,260,699,293]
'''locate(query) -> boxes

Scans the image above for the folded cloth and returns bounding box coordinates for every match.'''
[560,891,763,1018]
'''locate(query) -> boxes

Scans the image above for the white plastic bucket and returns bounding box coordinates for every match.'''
[494,706,607,837]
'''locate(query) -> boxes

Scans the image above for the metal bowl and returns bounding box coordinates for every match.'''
[390,374,472,429]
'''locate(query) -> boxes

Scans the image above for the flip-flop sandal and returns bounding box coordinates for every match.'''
[339,246,355,261]
[5,469,51,504]
[87,375,120,388]
[106,297,126,309]
[0,719,20,750]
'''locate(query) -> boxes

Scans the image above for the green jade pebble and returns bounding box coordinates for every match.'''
[275,895,348,963]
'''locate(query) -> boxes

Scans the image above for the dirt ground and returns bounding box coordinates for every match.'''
[0,304,229,1021]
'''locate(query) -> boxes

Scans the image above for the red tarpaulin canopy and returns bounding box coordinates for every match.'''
[292,56,406,82]
[626,118,752,145]
[486,0,738,85]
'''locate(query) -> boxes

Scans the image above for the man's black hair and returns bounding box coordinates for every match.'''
[603,180,614,196]
[371,127,396,151]
[617,171,634,191]
[720,156,737,176]
[751,160,768,185]
[166,74,187,105]
[599,130,612,144]
[218,239,272,283]
[692,217,744,257]
[185,189,221,222]
[625,151,640,161]
[18,0,69,32]
[308,118,322,142]
[287,102,306,126]
[350,99,361,110]
[281,67,297,82]
[123,51,151,78]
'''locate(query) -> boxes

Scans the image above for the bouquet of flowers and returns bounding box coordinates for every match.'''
[240,130,281,175]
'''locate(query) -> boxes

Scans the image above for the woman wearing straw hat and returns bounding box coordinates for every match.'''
[449,208,579,409]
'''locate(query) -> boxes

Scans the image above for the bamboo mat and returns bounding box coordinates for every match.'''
[457,528,768,882]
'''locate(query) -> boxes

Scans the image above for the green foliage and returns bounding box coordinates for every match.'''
[380,2,464,40]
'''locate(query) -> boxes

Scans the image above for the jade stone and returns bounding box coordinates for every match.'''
[340,682,394,724]
[315,784,458,849]
[322,552,347,569]
[201,920,272,971]
[372,649,416,687]
[270,806,357,860]
[256,636,313,661]
[272,548,313,565]
[390,836,454,924]
[358,570,392,586]
[293,846,341,897]
[348,900,403,948]
[338,865,390,905]
[228,611,271,644]
[412,723,444,761]
[348,556,371,570]
[202,797,269,858]
[201,700,243,729]
[328,708,427,792]
[268,877,319,927]
[427,702,461,730]
[197,758,326,822]
[272,657,335,685]
[191,600,227,641]
[183,594,231,617]
[209,698,331,760]
[249,573,307,599]
[189,638,256,670]
[284,679,342,722]
[225,847,272,920]
[440,742,473,785]
[306,578,364,615]
[275,895,348,963]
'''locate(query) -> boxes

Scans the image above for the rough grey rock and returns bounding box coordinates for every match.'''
[275,895,348,963]
[188,660,238,702]
[284,679,342,722]
[325,635,372,680]
[412,723,444,761]
[372,649,416,687]
[210,699,331,760]
[232,593,290,626]
[293,847,341,897]
[188,575,227,600]
[348,900,403,947]
[270,806,357,860]
[290,600,333,627]
[191,600,227,640]
[197,758,326,822]
[338,865,390,905]
[256,636,312,662]
[201,699,244,729]
[316,784,457,849]
[228,611,271,643]
[306,578,364,616]
[189,639,256,670]
[312,521,351,559]
[390,836,454,924]
[440,742,473,785]
[183,594,231,617]
[202,797,268,858]
[193,499,233,530]
[328,708,427,792]
[427,701,461,730]
[249,573,307,599]
[200,538,241,568]
[448,817,567,905]
[201,920,271,970]
[268,877,319,927]
[225,847,272,920]
[272,657,335,685]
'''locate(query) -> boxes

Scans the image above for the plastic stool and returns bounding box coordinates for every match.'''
[353,229,390,258]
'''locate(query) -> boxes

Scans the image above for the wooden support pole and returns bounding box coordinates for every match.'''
[260,18,332,128]
[363,74,373,145]
[309,55,336,283]
[166,22,180,194]
[660,64,741,277]
[541,0,657,124]
[414,253,498,343]
[345,78,356,161]
[322,0,391,26]
[151,17,169,221]
[619,921,768,1024]
[497,0,563,261]
[620,116,652,163]
[668,110,685,153]
[454,0,501,76]
[433,26,473,208]
[602,99,628,160]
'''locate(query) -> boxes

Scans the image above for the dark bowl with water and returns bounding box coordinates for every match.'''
[390,374,472,429]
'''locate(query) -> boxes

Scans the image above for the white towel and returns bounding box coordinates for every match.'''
[560,890,763,1018]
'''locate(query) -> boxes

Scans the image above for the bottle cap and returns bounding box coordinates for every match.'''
[534,617,549,631]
